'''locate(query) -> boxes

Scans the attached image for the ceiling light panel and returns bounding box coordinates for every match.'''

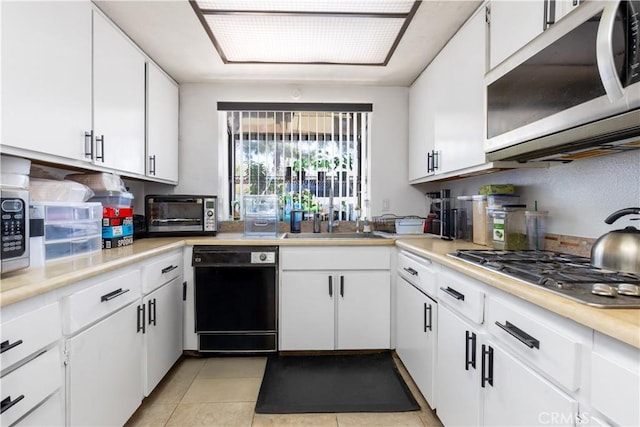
[204,14,404,64]
[191,0,421,65]
[195,0,415,14]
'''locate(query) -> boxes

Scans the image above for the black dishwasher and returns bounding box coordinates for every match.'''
[192,246,278,353]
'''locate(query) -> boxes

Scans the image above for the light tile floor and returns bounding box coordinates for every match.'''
[125,353,444,427]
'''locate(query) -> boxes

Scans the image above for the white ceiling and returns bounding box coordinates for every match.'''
[93,0,482,86]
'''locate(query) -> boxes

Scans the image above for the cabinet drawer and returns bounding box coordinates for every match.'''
[397,250,439,296]
[0,302,61,372]
[487,297,581,391]
[0,348,62,427]
[281,246,390,270]
[437,268,484,324]
[62,269,141,335]
[141,251,182,294]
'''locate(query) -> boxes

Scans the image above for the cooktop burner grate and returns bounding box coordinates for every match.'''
[449,250,640,308]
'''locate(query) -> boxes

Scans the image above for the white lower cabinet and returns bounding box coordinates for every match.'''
[483,339,579,427]
[395,275,438,409]
[436,304,483,427]
[279,246,391,351]
[142,276,183,396]
[63,268,143,426]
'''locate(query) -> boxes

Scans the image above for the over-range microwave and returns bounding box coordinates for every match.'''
[145,195,217,237]
[485,0,640,162]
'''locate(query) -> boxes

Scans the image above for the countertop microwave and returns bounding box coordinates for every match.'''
[145,195,217,237]
[485,0,640,162]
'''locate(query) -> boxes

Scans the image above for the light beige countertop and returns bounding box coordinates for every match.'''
[2,233,638,349]
[395,237,640,349]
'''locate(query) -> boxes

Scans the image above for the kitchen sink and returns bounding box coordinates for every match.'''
[281,232,387,239]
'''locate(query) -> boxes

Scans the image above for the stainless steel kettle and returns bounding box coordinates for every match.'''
[591,208,640,274]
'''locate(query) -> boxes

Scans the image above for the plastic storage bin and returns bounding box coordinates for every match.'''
[65,173,127,192]
[395,217,425,234]
[244,195,279,237]
[487,194,520,208]
[31,202,103,261]
[89,191,134,208]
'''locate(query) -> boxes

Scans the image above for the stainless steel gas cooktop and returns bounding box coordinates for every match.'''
[448,250,640,308]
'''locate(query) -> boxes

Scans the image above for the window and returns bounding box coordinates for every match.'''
[220,103,371,221]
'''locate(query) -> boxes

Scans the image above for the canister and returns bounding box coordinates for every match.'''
[290,209,303,233]
[472,195,488,245]
[491,206,528,250]
[456,196,473,241]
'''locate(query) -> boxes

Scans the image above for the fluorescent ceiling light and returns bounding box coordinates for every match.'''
[191,0,421,65]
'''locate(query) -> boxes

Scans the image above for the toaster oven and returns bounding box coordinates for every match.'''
[145,195,217,236]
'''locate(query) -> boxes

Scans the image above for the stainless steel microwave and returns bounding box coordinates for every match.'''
[485,0,640,162]
[145,195,217,236]
[1,187,29,273]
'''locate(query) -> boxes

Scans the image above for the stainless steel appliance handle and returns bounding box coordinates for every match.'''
[596,0,625,102]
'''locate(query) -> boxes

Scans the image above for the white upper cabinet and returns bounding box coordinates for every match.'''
[146,62,179,183]
[408,62,436,181]
[488,0,581,70]
[408,6,487,182]
[1,1,93,162]
[92,10,146,175]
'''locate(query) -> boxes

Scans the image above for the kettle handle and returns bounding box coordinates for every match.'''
[605,208,640,224]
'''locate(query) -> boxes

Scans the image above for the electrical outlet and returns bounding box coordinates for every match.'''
[382,199,390,212]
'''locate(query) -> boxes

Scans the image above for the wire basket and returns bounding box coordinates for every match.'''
[372,214,402,233]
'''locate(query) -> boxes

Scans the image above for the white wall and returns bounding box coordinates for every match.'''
[174,83,427,219]
[416,151,640,239]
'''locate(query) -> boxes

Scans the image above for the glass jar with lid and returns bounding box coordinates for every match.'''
[491,205,528,250]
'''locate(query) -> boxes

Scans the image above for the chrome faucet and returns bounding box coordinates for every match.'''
[328,189,340,233]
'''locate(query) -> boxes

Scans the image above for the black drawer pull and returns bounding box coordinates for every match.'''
[328,276,333,297]
[1,395,25,414]
[495,321,540,349]
[403,267,418,276]
[100,288,130,302]
[340,276,344,298]
[0,339,23,354]
[161,265,178,274]
[440,286,465,301]
[481,344,494,388]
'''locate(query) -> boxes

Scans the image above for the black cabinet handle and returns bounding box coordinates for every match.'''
[328,276,333,297]
[495,321,540,349]
[440,286,465,301]
[148,299,157,326]
[1,395,25,414]
[84,130,94,159]
[427,152,433,173]
[137,304,146,334]
[543,0,556,29]
[183,281,187,301]
[340,276,344,298]
[100,288,130,302]
[481,344,494,388]
[465,331,476,370]
[424,303,433,332]
[433,151,439,171]
[96,134,105,161]
[0,339,23,354]
[161,265,178,274]
[403,267,418,276]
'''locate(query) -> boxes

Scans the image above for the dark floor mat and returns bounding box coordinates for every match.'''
[255,352,420,414]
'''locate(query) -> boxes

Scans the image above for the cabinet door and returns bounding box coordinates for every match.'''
[408,67,436,181]
[395,277,437,409]
[337,271,390,350]
[146,62,179,182]
[487,0,581,70]
[93,11,146,174]
[143,277,183,396]
[66,301,142,426]
[436,305,481,427]
[433,9,486,174]
[483,341,579,426]
[1,1,92,161]
[280,271,334,350]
